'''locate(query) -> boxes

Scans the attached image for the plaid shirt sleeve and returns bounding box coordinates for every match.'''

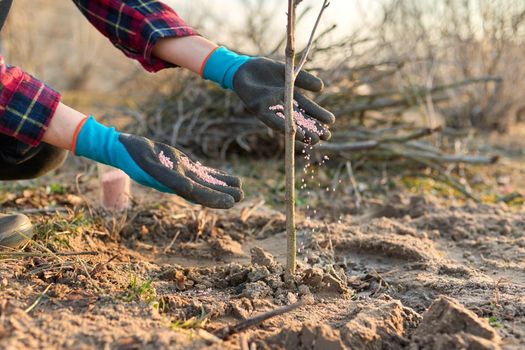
[0,55,61,146]
[72,0,199,72]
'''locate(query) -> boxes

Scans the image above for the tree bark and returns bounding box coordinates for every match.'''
[284,0,298,279]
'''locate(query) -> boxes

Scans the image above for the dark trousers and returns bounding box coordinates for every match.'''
[0,134,68,180]
[0,0,12,32]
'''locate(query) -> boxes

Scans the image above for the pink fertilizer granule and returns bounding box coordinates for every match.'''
[158,151,174,169]
[180,156,227,187]
[269,102,323,136]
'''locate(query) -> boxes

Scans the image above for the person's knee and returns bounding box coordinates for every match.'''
[0,144,68,180]
[23,144,68,179]
[43,145,68,169]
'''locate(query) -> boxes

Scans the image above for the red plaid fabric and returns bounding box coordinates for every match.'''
[0,56,61,146]
[72,0,198,72]
[0,1,197,146]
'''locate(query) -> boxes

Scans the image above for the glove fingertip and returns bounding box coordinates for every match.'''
[297,71,324,92]
[326,112,336,125]
[227,186,244,202]
[321,129,332,141]
[218,195,236,209]
[202,193,236,209]
[227,175,243,188]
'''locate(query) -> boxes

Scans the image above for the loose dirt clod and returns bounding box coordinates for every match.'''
[298,284,311,296]
[250,247,277,268]
[242,281,272,299]
[340,299,420,350]
[301,267,324,288]
[321,274,348,294]
[228,298,254,320]
[299,267,351,295]
[210,236,244,258]
[411,296,502,350]
[281,323,346,350]
[248,266,271,282]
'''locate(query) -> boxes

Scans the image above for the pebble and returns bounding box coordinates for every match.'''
[287,292,298,305]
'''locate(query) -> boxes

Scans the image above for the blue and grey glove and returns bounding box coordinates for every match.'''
[202,47,336,144]
[73,117,243,209]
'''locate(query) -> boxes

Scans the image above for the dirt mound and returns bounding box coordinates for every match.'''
[273,298,420,350]
[411,203,525,240]
[411,296,501,350]
[271,296,503,350]
[332,231,440,263]
[156,247,352,311]
[277,323,347,350]
[340,298,421,350]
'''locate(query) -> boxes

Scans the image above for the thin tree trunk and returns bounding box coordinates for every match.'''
[284,0,297,279]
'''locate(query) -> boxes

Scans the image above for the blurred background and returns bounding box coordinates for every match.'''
[2,0,525,205]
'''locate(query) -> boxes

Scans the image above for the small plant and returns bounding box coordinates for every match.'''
[487,316,501,328]
[33,210,92,250]
[171,308,208,331]
[124,269,162,311]
[46,183,67,195]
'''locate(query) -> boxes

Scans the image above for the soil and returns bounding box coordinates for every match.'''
[0,181,524,350]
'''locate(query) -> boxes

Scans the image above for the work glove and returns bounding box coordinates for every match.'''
[201,47,336,145]
[73,117,243,209]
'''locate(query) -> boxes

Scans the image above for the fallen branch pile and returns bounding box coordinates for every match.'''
[124,70,501,160]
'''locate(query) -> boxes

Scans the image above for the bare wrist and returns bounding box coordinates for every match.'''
[152,36,218,74]
[42,103,87,151]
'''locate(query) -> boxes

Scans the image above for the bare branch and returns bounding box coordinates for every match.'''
[317,140,379,152]
[295,0,330,75]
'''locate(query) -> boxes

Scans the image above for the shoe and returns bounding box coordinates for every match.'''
[0,213,34,249]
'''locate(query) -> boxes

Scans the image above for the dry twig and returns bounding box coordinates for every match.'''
[0,251,98,258]
[215,302,305,340]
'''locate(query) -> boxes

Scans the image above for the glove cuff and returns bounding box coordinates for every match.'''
[75,116,122,166]
[201,46,252,90]
[71,117,89,155]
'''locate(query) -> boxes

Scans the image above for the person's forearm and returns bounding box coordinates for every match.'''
[152,36,218,74]
[42,103,87,151]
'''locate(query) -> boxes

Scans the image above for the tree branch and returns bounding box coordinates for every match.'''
[295,0,330,75]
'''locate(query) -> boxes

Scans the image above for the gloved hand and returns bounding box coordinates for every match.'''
[73,116,243,209]
[202,47,335,144]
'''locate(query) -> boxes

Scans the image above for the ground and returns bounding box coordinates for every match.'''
[0,138,524,349]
